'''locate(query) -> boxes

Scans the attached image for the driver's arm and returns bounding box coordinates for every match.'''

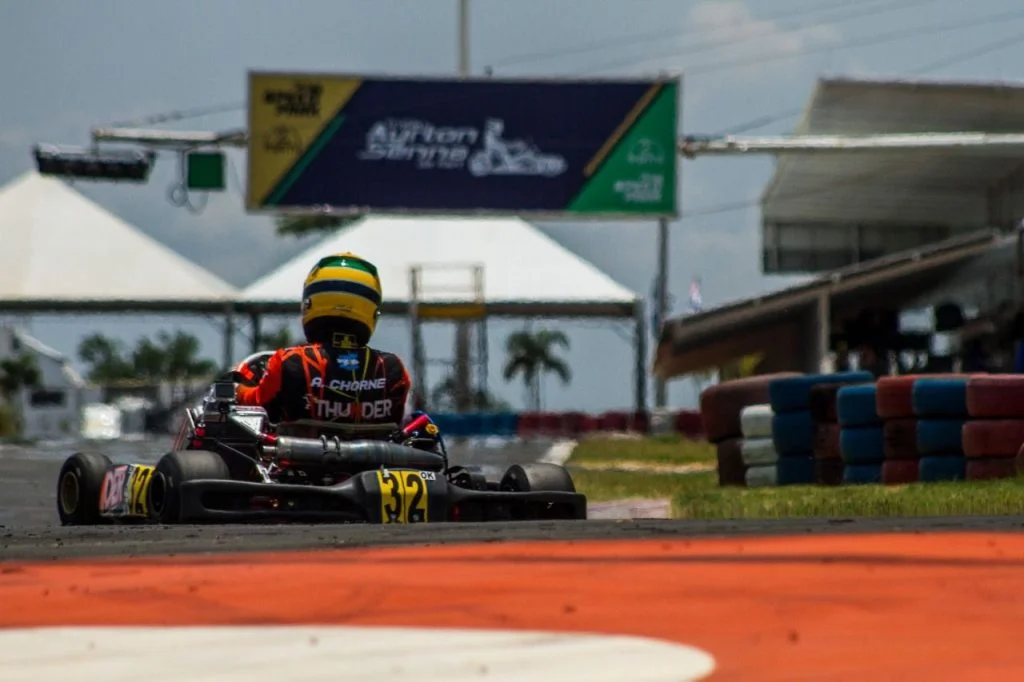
[236,349,286,406]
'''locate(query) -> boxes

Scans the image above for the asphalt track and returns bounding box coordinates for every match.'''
[4,438,1024,562]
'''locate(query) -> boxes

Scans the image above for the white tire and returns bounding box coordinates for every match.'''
[741,437,778,466]
[740,404,773,439]
[745,463,777,487]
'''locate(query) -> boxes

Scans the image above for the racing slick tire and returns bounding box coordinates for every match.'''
[149,450,231,524]
[56,451,113,525]
[499,462,577,493]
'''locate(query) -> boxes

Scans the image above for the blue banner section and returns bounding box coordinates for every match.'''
[250,74,678,217]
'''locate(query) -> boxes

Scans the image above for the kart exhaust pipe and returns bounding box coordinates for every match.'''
[273,437,445,471]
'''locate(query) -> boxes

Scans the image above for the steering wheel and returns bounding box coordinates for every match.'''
[237,350,275,384]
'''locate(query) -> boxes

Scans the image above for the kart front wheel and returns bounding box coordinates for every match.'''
[499,462,577,493]
[149,450,230,524]
[56,452,113,525]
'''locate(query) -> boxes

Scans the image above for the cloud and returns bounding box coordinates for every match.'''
[685,1,842,78]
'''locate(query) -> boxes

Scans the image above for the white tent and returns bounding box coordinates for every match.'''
[239,215,638,316]
[238,215,646,412]
[0,171,238,312]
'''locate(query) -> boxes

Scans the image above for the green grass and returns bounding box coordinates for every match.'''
[567,436,1024,519]
[568,434,716,467]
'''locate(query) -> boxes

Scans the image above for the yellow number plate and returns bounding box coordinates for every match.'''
[376,470,430,523]
[128,465,155,517]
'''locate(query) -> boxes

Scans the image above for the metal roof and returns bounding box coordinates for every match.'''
[239,215,640,318]
[761,77,1024,229]
[653,229,1012,378]
[0,172,238,313]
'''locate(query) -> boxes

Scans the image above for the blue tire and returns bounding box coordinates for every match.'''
[918,455,966,482]
[771,410,815,457]
[916,418,965,455]
[912,378,968,417]
[836,384,881,427]
[768,371,875,413]
[839,426,885,464]
[842,463,883,485]
[776,456,816,485]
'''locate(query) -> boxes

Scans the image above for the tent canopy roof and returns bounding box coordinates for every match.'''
[0,172,237,312]
[240,215,639,317]
[762,77,1024,229]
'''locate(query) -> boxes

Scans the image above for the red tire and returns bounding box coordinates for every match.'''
[813,423,841,460]
[966,375,1024,418]
[700,373,800,443]
[876,373,976,419]
[883,419,918,460]
[882,459,919,484]
[962,419,1024,458]
[716,437,747,487]
[965,456,1018,481]
[814,459,844,486]
[875,376,923,420]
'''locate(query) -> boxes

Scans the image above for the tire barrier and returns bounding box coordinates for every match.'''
[745,463,778,487]
[813,423,842,461]
[958,374,1024,481]
[839,426,885,465]
[767,371,874,413]
[966,456,1018,481]
[740,437,777,467]
[966,375,1024,418]
[916,419,967,455]
[882,419,918,460]
[739,405,773,440]
[693,371,1022,489]
[842,462,883,485]
[716,437,747,487]
[776,456,816,486]
[700,373,800,443]
[771,410,816,458]
[815,459,844,486]
[918,454,966,482]
[881,459,919,485]
[911,378,970,418]
[836,384,882,428]
[962,420,1024,458]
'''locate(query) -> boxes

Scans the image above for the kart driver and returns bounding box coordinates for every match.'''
[233,251,413,429]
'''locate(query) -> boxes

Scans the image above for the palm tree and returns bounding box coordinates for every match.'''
[78,333,135,382]
[502,329,571,412]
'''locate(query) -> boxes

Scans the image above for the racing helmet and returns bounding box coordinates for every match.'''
[301,251,382,348]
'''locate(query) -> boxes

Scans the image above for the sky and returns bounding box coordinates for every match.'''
[3,0,1024,412]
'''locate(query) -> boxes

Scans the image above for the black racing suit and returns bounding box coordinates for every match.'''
[235,343,412,427]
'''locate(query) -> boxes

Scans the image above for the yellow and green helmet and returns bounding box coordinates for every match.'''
[301,252,383,347]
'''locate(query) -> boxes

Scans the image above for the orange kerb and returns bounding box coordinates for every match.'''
[3,531,1024,680]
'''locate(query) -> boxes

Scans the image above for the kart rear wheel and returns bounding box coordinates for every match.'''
[149,450,230,524]
[56,452,113,525]
[499,462,577,493]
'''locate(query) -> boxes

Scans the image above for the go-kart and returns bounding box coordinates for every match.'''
[56,354,587,525]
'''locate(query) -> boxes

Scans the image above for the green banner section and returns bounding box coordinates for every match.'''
[566,83,678,216]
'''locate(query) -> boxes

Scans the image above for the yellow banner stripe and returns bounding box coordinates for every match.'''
[583,83,663,178]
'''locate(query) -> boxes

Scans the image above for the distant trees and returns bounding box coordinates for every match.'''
[274,214,361,237]
[502,329,572,412]
[0,352,41,438]
[77,331,217,384]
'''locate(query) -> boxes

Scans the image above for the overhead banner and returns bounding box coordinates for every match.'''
[246,71,679,218]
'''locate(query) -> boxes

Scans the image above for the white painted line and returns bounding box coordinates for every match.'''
[539,439,578,465]
[0,626,716,682]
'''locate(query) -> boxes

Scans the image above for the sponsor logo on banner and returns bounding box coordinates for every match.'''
[263,82,323,117]
[627,138,665,166]
[614,173,665,204]
[358,118,567,177]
